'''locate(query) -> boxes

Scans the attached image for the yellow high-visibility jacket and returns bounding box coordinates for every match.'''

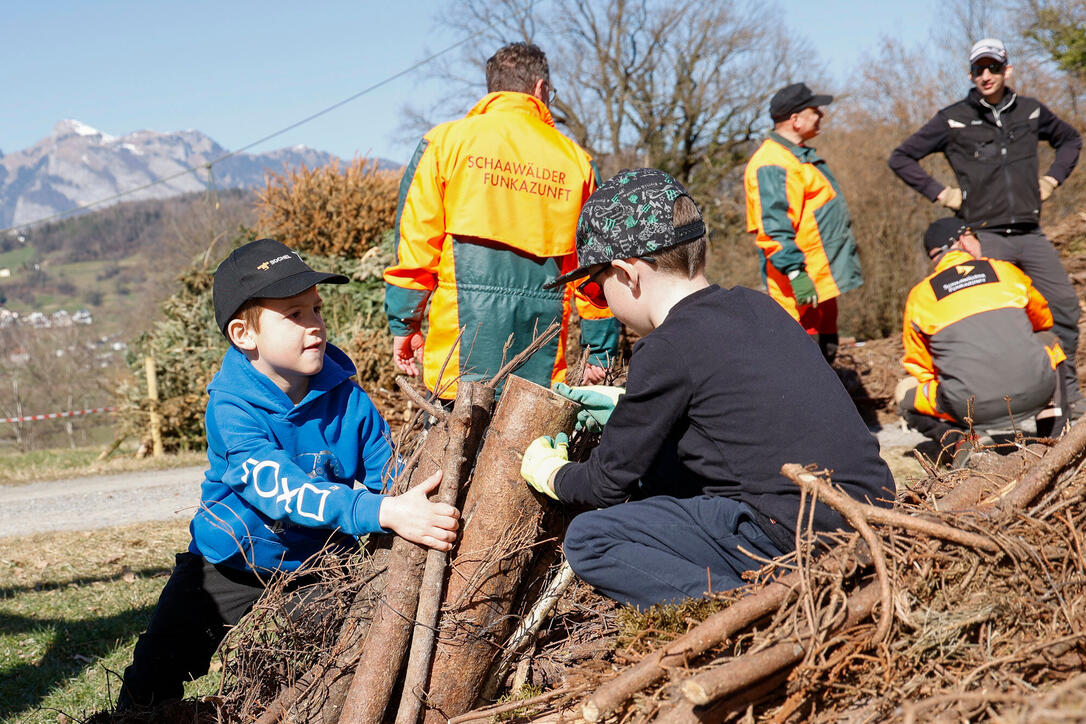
[384,91,618,398]
[744,132,863,319]
[903,250,1064,423]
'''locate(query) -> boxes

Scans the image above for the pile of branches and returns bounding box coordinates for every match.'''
[484,426,1086,723]
[99,328,1086,723]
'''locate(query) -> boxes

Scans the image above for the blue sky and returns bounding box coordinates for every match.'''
[4,0,939,165]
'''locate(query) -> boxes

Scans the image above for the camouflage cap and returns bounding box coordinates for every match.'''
[546,168,706,288]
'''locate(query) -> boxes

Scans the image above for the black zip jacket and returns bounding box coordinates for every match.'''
[552,285,894,552]
[888,88,1081,229]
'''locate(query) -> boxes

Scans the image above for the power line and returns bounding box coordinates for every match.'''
[2,2,539,236]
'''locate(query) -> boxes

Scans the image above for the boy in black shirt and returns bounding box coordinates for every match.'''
[520,168,894,608]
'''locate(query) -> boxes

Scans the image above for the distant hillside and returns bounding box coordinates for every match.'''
[0,189,258,335]
[0,120,386,229]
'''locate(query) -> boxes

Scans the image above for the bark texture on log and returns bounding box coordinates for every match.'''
[337,383,494,724]
[396,383,495,724]
[421,375,579,724]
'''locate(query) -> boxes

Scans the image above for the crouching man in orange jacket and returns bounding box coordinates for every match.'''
[897,218,1068,464]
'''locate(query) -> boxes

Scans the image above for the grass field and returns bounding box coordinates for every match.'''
[0,245,35,272]
[0,520,219,723]
[0,446,206,486]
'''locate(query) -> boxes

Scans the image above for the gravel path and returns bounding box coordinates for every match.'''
[0,466,205,538]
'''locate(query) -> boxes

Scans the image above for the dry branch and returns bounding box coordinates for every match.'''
[781,465,999,552]
[581,575,798,722]
[396,382,495,724]
[482,560,577,698]
[681,581,881,707]
[421,375,579,723]
[395,375,449,422]
[485,322,561,390]
[337,382,493,724]
[995,418,1086,512]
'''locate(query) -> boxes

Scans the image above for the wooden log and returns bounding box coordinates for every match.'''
[396,383,495,724]
[680,581,881,706]
[996,418,1086,512]
[654,670,789,723]
[421,375,580,724]
[336,383,493,724]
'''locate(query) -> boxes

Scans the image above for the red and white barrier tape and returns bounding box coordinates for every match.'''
[0,406,117,423]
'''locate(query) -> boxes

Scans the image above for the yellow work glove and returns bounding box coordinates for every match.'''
[1040,175,1059,202]
[520,433,569,500]
[937,186,963,211]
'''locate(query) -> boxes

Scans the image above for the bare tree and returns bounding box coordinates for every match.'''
[419,0,817,203]
[0,324,116,451]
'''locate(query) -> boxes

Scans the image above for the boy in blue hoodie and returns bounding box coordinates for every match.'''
[117,238,458,710]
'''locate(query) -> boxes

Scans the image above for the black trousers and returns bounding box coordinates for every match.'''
[562,495,786,609]
[117,552,270,709]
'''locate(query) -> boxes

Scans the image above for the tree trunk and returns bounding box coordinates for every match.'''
[421,375,579,723]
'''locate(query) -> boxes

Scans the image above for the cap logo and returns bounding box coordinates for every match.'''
[256,253,298,271]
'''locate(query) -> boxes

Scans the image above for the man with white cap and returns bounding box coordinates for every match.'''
[889,38,1083,409]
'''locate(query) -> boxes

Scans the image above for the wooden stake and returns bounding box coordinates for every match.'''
[396,382,495,724]
[337,383,493,724]
[144,355,163,457]
[420,375,579,724]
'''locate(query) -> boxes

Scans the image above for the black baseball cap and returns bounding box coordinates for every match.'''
[770,82,833,122]
[546,168,706,289]
[213,238,348,336]
[923,218,969,256]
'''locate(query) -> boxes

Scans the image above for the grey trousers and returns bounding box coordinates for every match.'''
[976,228,1082,400]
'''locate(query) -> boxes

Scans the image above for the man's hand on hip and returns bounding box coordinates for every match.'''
[393,333,424,377]
[788,269,818,307]
[936,186,963,210]
[1040,175,1059,202]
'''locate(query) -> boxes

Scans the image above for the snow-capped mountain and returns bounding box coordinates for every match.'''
[0,120,345,228]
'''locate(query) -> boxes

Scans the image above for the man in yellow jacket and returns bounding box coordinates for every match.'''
[384,42,618,399]
[744,83,863,363]
[897,218,1067,463]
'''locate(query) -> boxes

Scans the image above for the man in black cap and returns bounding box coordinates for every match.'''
[744,82,863,363]
[896,218,1068,466]
[889,38,1083,411]
[519,169,892,608]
